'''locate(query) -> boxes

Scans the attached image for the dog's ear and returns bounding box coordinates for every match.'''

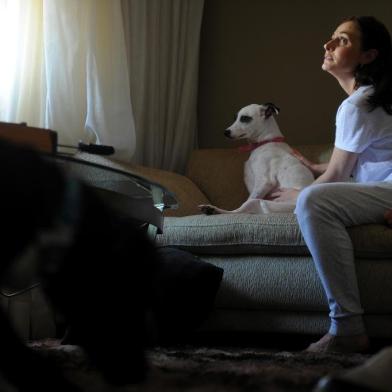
[262,103,280,118]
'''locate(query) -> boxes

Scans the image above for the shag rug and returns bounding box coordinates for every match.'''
[0,339,372,391]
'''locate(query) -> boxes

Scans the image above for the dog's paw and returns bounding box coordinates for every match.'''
[199,204,219,215]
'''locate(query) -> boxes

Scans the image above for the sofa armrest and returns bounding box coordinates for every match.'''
[186,149,249,210]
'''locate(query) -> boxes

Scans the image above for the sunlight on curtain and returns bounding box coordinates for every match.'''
[0,0,135,161]
[0,0,44,125]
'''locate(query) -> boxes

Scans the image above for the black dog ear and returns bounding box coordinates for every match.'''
[262,102,280,118]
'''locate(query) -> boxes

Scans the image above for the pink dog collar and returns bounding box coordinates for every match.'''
[238,136,285,152]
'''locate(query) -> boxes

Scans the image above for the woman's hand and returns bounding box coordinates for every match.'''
[266,188,300,203]
[292,149,328,177]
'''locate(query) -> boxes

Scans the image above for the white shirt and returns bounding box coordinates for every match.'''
[335,85,392,182]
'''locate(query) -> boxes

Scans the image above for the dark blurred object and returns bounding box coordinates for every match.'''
[313,346,392,392]
[0,121,223,391]
[0,138,157,391]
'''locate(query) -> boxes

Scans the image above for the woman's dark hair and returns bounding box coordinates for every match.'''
[343,16,392,114]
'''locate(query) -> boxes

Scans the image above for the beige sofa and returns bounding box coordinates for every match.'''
[137,144,392,338]
[3,145,392,340]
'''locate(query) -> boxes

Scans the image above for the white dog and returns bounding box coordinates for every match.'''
[199,103,314,214]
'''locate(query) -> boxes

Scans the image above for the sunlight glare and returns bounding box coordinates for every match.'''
[0,0,22,106]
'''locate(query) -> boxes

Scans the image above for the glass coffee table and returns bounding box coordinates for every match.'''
[45,153,178,240]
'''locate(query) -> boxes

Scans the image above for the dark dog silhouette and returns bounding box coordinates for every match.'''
[0,139,157,391]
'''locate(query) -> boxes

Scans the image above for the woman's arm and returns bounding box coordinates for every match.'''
[268,147,358,202]
[313,146,358,184]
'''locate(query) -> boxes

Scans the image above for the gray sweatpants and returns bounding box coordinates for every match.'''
[295,181,392,336]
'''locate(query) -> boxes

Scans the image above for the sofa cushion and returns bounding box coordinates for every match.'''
[156,213,392,258]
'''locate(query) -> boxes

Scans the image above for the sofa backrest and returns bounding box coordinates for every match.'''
[186,144,333,210]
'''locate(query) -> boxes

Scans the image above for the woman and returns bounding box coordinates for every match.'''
[270,16,392,353]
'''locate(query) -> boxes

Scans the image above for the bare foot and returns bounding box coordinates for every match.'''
[305,333,370,353]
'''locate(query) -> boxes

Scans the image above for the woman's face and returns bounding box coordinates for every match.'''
[322,21,364,79]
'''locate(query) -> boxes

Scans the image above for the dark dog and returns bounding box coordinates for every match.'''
[0,139,158,391]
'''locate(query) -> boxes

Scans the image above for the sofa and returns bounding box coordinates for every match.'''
[133,144,392,338]
[3,144,392,340]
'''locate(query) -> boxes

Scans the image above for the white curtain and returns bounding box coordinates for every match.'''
[122,0,204,173]
[0,0,135,161]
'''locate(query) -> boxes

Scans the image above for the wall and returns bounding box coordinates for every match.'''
[198,0,392,148]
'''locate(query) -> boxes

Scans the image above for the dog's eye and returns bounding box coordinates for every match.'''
[240,115,252,123]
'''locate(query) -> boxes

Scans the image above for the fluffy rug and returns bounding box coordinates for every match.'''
[0,339,371,391]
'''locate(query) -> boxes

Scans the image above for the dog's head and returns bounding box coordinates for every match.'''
[224,103,280,142]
